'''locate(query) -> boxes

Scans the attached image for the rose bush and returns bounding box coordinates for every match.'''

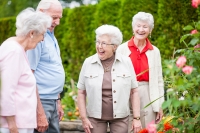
[157,4,200,132]
[139,1,200,132]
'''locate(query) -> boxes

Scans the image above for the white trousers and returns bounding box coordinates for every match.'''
[129,82,156,132]
[0,128,34,133]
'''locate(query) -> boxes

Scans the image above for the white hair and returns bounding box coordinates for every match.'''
[36,0,62,11]
[95,24,123,46]
[15,7,52,37]
[132,12,154,31]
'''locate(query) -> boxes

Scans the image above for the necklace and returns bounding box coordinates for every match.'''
[101,55,115,72]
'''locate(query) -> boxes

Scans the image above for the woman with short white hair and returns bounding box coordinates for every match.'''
[77,24,142,133]
[0,7,51,133]
[117,12,164,129]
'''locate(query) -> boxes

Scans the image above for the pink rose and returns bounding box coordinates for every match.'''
[147,121,157,133]
[192,0,200,8]
[190,29,198,34]
[176,56,187,68]
[182,66,193,74]
[194,44,200,52]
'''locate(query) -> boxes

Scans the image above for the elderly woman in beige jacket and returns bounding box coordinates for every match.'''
[117,12,164,129]
[77,24,142,133]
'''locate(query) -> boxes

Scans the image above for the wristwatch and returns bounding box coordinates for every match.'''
[57,98,61,100]
[133,117,140,120]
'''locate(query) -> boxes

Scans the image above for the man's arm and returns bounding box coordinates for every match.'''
[32,70,48,132]
[57,94,64,121]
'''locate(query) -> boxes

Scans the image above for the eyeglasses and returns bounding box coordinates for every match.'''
[95,41,114,48]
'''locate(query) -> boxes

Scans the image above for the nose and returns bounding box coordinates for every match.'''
[54,19,60,25]
[139,27,144,31]
[98,43,103,48]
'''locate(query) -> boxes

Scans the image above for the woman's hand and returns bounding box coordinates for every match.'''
[130,88,142,132]
[77,89,93,133]
[81,118,93,133]
[155,108,163,124]
[5,116,18,133]
[131,119,142,133]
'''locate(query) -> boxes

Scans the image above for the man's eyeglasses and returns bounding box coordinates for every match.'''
[95,41,114,48]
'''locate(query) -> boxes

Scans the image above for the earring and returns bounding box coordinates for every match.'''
[133,32,135,36]
[149,33,151,38]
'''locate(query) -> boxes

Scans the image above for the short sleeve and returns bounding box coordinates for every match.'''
[26,42,42,70]
[77,59,88,90]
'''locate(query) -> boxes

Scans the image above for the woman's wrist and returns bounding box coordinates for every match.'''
[133,117,140,120]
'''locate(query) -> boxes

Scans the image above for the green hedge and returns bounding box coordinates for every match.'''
[1,0,199,81]
[60,5,97,81]
[156,0,200,59]
[0,17,16,44]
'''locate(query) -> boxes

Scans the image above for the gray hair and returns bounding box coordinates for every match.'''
[132,12,154,31]
[95,24,123,46]
[15,8,52,37]
[36,0,62,11]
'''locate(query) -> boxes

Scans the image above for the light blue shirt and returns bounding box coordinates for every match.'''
[27,30,65,99]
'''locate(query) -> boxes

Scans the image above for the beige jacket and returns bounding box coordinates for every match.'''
[77,52,138,119]
[117,41,164,112]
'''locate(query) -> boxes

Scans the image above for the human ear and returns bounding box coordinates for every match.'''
[29,31,34,39]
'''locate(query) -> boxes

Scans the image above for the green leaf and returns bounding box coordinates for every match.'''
[180,34,191,43]
[143,96,164,109]
[174,49,185,54]
[172,99,180,108]
[189,38,199,46]
[183,25,194,31]
[162,99,172,109]
[196,22,200,30]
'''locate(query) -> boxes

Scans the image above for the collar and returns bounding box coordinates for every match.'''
[47,29,54,35]
[90,52,123,65]
[128,36,153,50]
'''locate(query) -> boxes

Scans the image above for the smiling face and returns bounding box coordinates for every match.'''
[133,20,151,41]
[96,34,116,60]
[44,4,62,32]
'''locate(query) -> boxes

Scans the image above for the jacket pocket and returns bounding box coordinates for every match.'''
[116,73,131,83]
[84,73,99,79]
[84,73,99,90]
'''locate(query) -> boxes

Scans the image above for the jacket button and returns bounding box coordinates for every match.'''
[123,74,125,77]
[113,79,115,82]
[114,115,116,117]
[113,90,116,93]
[90,75,92,78]
[113,69,115,71]
[114,101,116,103]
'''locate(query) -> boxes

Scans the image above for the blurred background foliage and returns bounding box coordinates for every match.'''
[1,0,200,81]
[1,0,200,121]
